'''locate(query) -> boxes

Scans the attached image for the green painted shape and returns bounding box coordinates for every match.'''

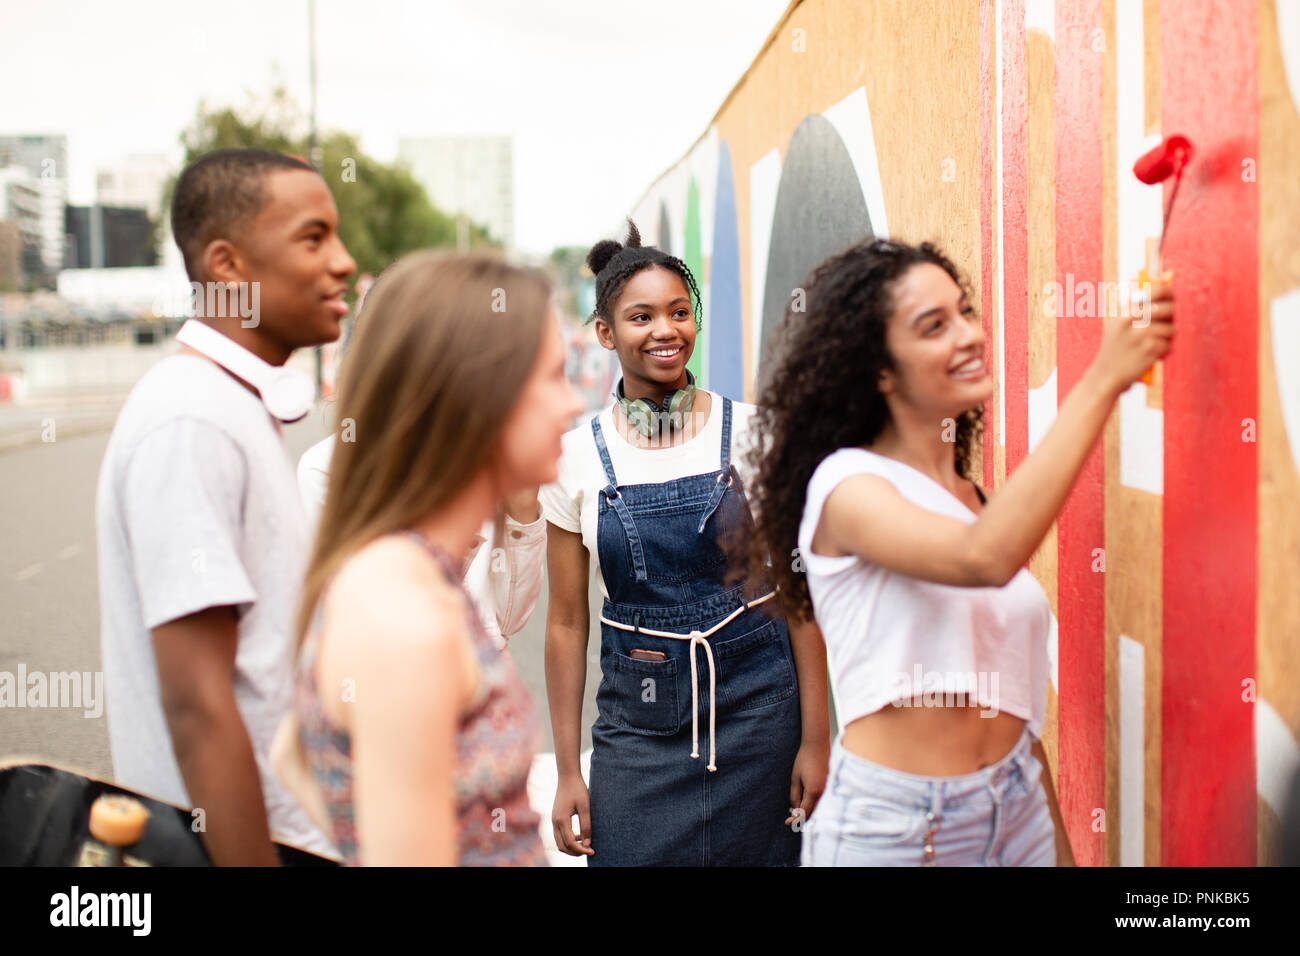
[683,176,704,384]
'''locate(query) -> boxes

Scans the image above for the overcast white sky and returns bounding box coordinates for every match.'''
[1,0,791,256]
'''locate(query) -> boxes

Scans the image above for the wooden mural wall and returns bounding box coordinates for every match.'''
[630,0,1300,865]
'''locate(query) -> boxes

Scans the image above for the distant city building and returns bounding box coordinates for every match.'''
[0,134,67,182]
[0,134,70,280]
[65,205,157,269]
[398,135,515,250]
[0,221,20,291]
[96,153,171,222]
[0,166,45,288]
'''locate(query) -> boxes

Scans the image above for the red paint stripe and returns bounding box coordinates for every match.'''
[1002,0,1029,476]
[1160,0,1258,866]
[1054,0,1106,867]
[980,0,995,489]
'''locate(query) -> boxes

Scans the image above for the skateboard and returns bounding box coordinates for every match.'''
[0,759,337,866]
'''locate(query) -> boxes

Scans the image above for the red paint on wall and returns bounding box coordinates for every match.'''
[1053,0,1106,867]
[1002,0,1029,476]
[980,0,995,490]
[1159,0,1258,866]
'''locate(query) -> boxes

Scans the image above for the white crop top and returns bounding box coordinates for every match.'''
[798,448,1052,738]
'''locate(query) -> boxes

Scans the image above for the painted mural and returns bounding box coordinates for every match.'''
[629,0,1300,866]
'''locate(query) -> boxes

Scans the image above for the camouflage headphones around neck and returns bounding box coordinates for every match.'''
[616,370,697,438]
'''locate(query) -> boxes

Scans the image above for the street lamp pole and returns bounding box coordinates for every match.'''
[308,0,323,398]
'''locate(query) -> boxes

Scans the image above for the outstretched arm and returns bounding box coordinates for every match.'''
[821,281,1174,587]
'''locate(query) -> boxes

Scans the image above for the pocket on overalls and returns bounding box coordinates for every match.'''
[609,653,681,736]
[714,620,797,713]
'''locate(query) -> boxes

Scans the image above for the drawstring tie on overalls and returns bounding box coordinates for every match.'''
[600,591,775,771]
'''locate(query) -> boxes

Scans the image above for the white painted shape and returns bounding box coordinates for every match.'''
[1025,0,1054,39]
[821,86,890,239]
[1279,0,1300,113]
[1257,699,1300,816]
[1119,634,1145,867]
[1116,0,1163,281]
[1271,288,1300,477]
[995,0,1006,450]
[749,149,782,389]
[1114,0,1166,498]
[688,126,720,257]
[529,748,593,867]
[1028,366,1058,452]
[1118,381,1163,493]
[642,163,688,255]
[666,163,688,256]
[628,195,656,238]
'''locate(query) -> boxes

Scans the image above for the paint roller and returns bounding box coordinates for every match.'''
[1131,134,1193,384]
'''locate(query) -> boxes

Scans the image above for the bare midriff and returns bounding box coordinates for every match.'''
[841,704,1026,776]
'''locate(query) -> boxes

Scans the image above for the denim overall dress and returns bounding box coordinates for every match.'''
[587,396,803,866]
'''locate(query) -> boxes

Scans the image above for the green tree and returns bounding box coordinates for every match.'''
[547,245,591,318]
[162,88,494,278]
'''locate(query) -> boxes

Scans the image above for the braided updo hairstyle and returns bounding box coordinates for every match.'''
[586,219,703,331]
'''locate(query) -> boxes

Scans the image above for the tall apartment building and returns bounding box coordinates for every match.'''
[96,153,171,221]
[0,134,69,279]
[397,135,514,250]
[0,166,45,288]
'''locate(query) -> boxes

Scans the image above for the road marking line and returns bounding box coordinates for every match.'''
[16,563,43,581]
[58,544,84,560]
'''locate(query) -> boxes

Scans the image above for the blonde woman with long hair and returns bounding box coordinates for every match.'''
[274,251,583,866]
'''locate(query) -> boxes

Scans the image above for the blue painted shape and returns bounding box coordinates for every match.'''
[708,140,743,401]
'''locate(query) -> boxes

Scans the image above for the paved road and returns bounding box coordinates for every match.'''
[0,401,603,781]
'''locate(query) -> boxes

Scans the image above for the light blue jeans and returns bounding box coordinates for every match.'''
[802,726,1056,866]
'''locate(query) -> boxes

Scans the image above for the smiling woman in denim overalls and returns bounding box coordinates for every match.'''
[540,222,830,866]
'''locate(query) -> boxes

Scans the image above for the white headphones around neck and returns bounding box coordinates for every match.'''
[175,319,315,423]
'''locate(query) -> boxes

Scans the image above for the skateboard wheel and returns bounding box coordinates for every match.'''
[88,794,150,846]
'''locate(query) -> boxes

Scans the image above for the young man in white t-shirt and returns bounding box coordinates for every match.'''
[95,148,355,864]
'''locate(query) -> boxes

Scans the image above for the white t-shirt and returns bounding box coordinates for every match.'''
[798,447,1052,738]
[539,390,759,599]
[95,354,335,856]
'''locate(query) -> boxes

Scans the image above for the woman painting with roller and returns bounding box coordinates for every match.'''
[541,221,830,866]
[736,228,1175,866]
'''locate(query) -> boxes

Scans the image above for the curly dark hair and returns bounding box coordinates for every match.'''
[734,238,984,621]
[586,219,703,331]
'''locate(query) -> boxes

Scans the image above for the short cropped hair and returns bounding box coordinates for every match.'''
[170,148,316,280]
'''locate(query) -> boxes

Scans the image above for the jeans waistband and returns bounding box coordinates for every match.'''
[828,726,1037,812]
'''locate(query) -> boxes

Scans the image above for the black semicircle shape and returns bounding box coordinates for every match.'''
[658,200,673,255]
[758,114,874,392]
